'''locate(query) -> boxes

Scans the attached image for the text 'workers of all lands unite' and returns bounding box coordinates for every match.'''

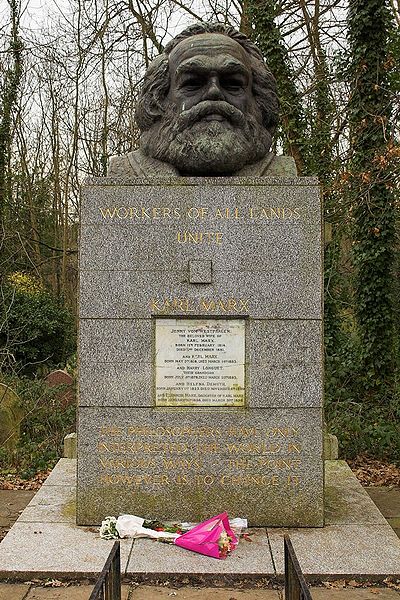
[99,205,302,245]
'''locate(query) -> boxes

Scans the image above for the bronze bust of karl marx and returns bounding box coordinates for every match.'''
[108,23,296,178]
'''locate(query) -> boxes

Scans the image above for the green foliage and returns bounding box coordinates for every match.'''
[0,374,76,477]
[246,0,311,174]
[346,0,398,393]
[322,0,399,457]
[326,394,400,463]
[325,329,400,462]
[0,1,23,216]
[0,272,76,375]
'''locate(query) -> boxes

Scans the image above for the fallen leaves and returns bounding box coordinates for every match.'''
[321,579,400,591]
[0,470,51,490]
[347,455,400,487]
[383,578,400,591]
[347,580,363,587]
[43,579,67,587]
[322,579,346,588]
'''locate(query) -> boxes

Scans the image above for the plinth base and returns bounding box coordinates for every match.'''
[0,459,399,582]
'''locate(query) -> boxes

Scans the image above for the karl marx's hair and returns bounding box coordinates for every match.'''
[135,22,279,135]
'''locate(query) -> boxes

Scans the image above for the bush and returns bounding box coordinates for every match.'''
[0,272,75,375]
[0,374,76,477]
[326,396,400,463]
[325,328,400,464]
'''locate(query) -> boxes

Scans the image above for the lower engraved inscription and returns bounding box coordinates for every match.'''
[96,424,305,490]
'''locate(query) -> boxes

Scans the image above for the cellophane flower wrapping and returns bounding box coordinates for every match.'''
[174,512,238,559]
[99,516,119,539]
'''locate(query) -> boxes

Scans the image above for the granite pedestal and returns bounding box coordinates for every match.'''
[77,177,323,526]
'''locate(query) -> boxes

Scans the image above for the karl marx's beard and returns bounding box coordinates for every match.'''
[140,101,272,175]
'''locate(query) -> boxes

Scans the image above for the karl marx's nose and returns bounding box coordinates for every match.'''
[203,76,224,100]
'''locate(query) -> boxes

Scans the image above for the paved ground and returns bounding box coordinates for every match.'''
[0,583,399,599]
[1,474,400,598]
[3,487,398,543]
[0,490,35,543]
[365,487,400,539]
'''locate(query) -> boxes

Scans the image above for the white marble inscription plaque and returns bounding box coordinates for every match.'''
[155,318,245,407]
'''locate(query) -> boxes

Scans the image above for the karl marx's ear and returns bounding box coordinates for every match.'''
[135,55,170,130]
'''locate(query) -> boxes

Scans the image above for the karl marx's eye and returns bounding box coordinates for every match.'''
[180,76,204,91]
[221,76,245,92]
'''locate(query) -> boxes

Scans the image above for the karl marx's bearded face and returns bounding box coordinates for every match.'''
[139,33,275,175]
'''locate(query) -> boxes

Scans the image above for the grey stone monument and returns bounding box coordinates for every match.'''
[77,23,323,527]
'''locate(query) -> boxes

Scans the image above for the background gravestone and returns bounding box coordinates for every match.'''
[0,383,24,454]
[77,176,324,527]
[45,370,75,409]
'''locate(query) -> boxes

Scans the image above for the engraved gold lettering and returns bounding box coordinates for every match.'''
[198,298,249,312]
[176,475,189,484]
[287,475,301,486]
[177,231,223,244]
[214,207,240,219]
[99,205,300,224]
[200,299,216,311]
[187,207,208,219]
[130,207,140,218]
[96,422,306,492]
[98,441,189,454]
[99,457,156,469]
[227,427,257,437]
[287,443,302,453]
[220,474,279,486]
[227,298,237,311]
[124,426,221,438]
[188,232,199,243]
[217,300,227,312]
[100,206,184,220]
[99,474,169,486]
[256,458,301,470]
[99,207,117,219]
[266,427,298,438]
[226,442,281,454]
[98,442,112,453]
[227,458,250,469]
[194,475,215,485]
[150,298,196,313]
[197,443,218,454]
[261,208,271,218]
[239,299,249,311]
[151,298,162,311]
[117,207,129,218]
[141,207,151,219]
[100,425,122,436]
[276,427,291,437]
[163,458,203,470]
[247,207,301,220]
